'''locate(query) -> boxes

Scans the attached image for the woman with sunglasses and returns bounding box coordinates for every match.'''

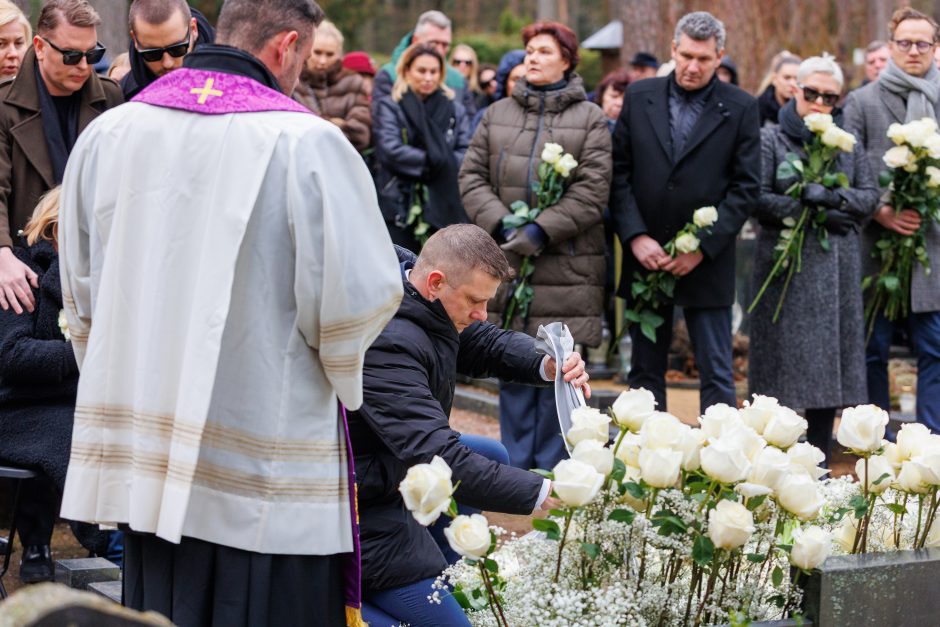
[749,55,879,464]
[449,43,479,115]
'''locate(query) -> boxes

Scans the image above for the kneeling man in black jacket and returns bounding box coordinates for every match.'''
[350,224,590,626]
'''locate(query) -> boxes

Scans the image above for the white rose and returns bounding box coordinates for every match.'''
[619,464,647,510]
[897,460,930,494]
[925,134,940,159]
[698,403,742,439]
[833,516,858,552]
[883,442,905,470]
[748,446,791,492]
[887,122,907,145]
[855,455,895,494]
[540,142,563,164]
[927,165,940,188]
[572,439,614,477]
[739,394,780,435]
[883,145,915,169]
[444,514,491,559]
[554,153,578,177]
[693,205,719,228]
[719,424,766,461]
[787,442,830,480]
[790,526,832,570]
[638,447,682,488]
[708,500,756,550]
[762,407,808,450]
[677,427,707,471]
[926,519,940,548]
[913,448,940,485]
[804,112,834,133]
[640,411,685,450]
[836,405,888,454]
[735,482,774,499]
[399,456,454,526]
[614,431,642,468]
[674,232,700,254]
[700,437,751,484]
[897,423,932,460]
[566,406,611,446]
[903,118,933,147]
[611,388,657,432]
[552,458,605,506]
[776,473,825,520]
[820,125,844,149]
[836,129,857,153]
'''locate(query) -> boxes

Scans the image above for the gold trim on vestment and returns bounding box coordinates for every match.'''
[320,297,401,342]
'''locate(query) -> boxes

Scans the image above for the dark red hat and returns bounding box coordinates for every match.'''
[343,51,376,76]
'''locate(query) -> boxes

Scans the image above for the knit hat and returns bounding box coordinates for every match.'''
[343,51,376,76]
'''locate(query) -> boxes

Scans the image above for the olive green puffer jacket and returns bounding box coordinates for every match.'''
[459,75,612,345]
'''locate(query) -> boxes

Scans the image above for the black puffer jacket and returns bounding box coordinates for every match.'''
[349,247,547,591]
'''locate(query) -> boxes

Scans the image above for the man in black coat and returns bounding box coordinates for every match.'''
[349,225,589,621]
[610,11,760,412]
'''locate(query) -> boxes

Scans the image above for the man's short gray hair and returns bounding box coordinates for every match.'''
[415,10,451,36]
[797,55,844,90]
[866,40,888,55]
[674,11,726,52]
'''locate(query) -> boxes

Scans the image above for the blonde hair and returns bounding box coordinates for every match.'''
[392,42,454,102]
[22,187,61,246]
[758,50,801,94]
[449,43,478,91]
[316,19,343,51]
[108,52,129,78]
[0,0,31,42]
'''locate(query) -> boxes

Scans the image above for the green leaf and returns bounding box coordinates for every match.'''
[501,215,527,230]
[608,508,636,524]
[777,160,798,179]
[746,552,767,563]
[692,534,714,567]
[548,508,567,518]
[878,170,893,187]
[836,172,850,188]
[509,200,530,214]
[640,310,664,327]
[769,593,786,608]
[772,565,784,587]
[581,542,601,560]
[640,322,656,343]
[849,494,869,519]
[872,472,892,486]
[885,503,907,515]
[624,481,647,500]
[485,558,499,573]
[530,468,554,480]
[822,173,838,187]
[624,308,642,323]
[610,458,626,483]
[746,495,768,511]
[532,517,561,541]
[883,275,901,292]
[651,509,688,536]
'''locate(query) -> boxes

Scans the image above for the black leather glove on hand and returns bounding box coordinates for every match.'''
[500,223,548,257]
[801,183,842,208]
[822,209,858,236]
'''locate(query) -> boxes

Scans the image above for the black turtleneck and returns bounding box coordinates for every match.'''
[182,44,282,93]
[528,77,568,92]
[668,73,718,158]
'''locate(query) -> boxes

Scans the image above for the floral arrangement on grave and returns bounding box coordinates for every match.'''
[863,117,940,338]
[408,392,940,626]
[748,112,857,323]
[611,206,718,353]
[500,142,577,330]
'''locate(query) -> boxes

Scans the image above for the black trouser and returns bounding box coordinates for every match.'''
[13,474,58,547]
[806,407,836,467]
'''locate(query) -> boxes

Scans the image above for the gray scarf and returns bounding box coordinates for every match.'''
[879,57,940,122]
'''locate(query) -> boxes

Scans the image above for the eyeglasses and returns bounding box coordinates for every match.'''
[136,31,191,63]
[452,58,473,66]
[426,39,451,52]
[41,37,105,66]
[892,39,935,53]
[799,84,840,107]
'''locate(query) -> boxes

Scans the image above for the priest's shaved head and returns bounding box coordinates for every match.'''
[411,225,513,332]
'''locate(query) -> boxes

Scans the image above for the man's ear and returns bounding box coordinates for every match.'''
[426,270,446,299]
[33,35,45,60]
[278,30,300,65]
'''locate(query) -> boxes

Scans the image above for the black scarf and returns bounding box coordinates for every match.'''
[399,89,466,228]
[183,44,282,92]
[34,61,78,184]
[778,99,845,146]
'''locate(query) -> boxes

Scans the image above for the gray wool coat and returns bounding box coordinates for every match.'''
[748,125,879,409]
[843,80,940,313]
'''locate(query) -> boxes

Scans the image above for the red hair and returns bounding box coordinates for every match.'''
[521,21,580,74]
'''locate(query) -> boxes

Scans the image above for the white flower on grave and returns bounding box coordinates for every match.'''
[718,424,766,461]
[58,309,70,341]
[897,422,932,460]
[883,442,905,470]
[775,473,825,520]
[552,458,604,506]
[911,449,940,485]
[399,456,454,526]
[897,460,930,494]
[790,526,831,570]
[833,516,858,552]
[677,426,707,472]
[674,232,700,254]
[445,514,491,559]
[693,205,719,228]
[901,118,936,147]
[836,404,888,454]
[611,388,657,432]
[855,455,895,494]
[804,112,834,133]
[614,431,642,468]
[761,406,808,450]
[571,439,614,477]
[540,142,563,164]
[887,122,907,145]
[554,153,578,178]
[640,411,685,450]
[566,406,610,446]
[836,128,857,153]
[787,442,830,480]
[739,394,779,435]
[927,165,940,188]
[748,446,791,493]
[707,500,755,550]
[638,447,682,489]
[700,436,751,484]
[698,403,742,439]
[735,482,773,499]
[883,145,915,169]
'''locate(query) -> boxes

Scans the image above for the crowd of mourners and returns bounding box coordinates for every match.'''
[1,1,940,625]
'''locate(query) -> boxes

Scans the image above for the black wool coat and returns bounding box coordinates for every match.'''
[348,247,547,591]
[610,75,761,308]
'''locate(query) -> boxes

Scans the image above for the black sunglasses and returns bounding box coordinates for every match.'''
[41,37,105,66]
[136,31,191,63]
[799,84,840,107]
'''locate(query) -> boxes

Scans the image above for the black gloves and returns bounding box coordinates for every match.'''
[821,209,858,236]
[801,183,843,209]
[501,223,548,257]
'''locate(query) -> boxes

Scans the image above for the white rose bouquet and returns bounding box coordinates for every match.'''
[499,142,577,330]
[748,112,857,323]
[863,117,940,339]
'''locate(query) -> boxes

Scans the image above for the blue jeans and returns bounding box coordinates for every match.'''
[867,311,940,432]
[498,383,567,471]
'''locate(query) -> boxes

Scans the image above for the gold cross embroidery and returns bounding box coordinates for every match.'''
[189,77,223,104]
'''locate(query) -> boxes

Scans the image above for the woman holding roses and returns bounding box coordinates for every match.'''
[749,56,879,462]
[459,21,611,471]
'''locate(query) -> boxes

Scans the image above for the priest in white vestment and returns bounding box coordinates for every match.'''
[57,1,401,624]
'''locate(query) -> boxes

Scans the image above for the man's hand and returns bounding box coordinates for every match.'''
[0,247,38,314]
[630,234,669,271]
[329,117,345,127]
[661,250,704,277]
[540,487,561,511]
[544,352,591,399]
[874,205,921,236]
